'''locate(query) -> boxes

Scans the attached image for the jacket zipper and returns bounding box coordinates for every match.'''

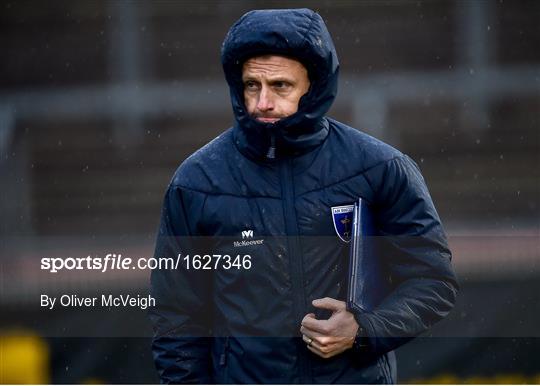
[279,158,311,383]
[219,336,230,382]
[266,134,276,159]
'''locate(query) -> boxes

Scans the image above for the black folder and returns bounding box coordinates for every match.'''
[347,198,391,313]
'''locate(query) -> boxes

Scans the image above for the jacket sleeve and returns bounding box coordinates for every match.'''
[356,155,459,355]
[148,185,213,384]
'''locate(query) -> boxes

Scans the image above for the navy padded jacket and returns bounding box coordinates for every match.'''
[149,8,458,384]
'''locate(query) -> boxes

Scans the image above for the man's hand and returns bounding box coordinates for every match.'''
[300,297,359,359]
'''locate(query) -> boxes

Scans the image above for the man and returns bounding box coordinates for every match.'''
[149,8,458,384]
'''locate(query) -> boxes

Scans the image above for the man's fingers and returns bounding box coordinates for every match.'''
[311,339,339,353]
[306,337,325,352]
[301,313,331,334]
[301,313,316,325]
[306,343,324,357]
[306,340,329,357]
[300,325,318,338]
[312,297,345,312]
[301,325,338,346]
[300,324,323,337]
[306,343,344,359]
[303,333,327,353]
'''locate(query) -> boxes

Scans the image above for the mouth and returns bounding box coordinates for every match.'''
[255,117,280,123]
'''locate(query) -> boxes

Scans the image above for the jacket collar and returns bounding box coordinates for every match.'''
[232,116,329,162]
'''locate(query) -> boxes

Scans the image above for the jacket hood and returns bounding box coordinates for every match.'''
[221,8,339,161]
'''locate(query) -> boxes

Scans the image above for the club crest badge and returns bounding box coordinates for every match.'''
[331,204,355,243]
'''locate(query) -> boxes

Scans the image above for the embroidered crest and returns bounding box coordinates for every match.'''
[331,205,355,243]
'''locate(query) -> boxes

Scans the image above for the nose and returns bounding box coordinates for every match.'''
[256,86,274,112]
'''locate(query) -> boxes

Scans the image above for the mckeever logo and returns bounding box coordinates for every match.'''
[234,229,264,247]
[242,230,254,239]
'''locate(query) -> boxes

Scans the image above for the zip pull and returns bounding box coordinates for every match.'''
[219,337,230,366]
[266,134,276,159]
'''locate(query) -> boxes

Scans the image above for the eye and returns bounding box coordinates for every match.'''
[272,81,293,92]
[244,80,259,91]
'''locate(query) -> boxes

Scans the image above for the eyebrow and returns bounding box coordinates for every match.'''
[242,75,295,84]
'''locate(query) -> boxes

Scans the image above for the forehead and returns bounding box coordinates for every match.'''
[242,55,308,79]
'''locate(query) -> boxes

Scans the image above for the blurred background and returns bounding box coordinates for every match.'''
[1,0,538,383]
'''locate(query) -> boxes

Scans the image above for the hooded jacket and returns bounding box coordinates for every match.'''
[149,8,458,384]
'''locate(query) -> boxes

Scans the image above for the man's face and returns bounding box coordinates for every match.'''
[242,55,310,124]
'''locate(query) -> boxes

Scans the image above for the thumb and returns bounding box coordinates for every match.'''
[312,297,345,312]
